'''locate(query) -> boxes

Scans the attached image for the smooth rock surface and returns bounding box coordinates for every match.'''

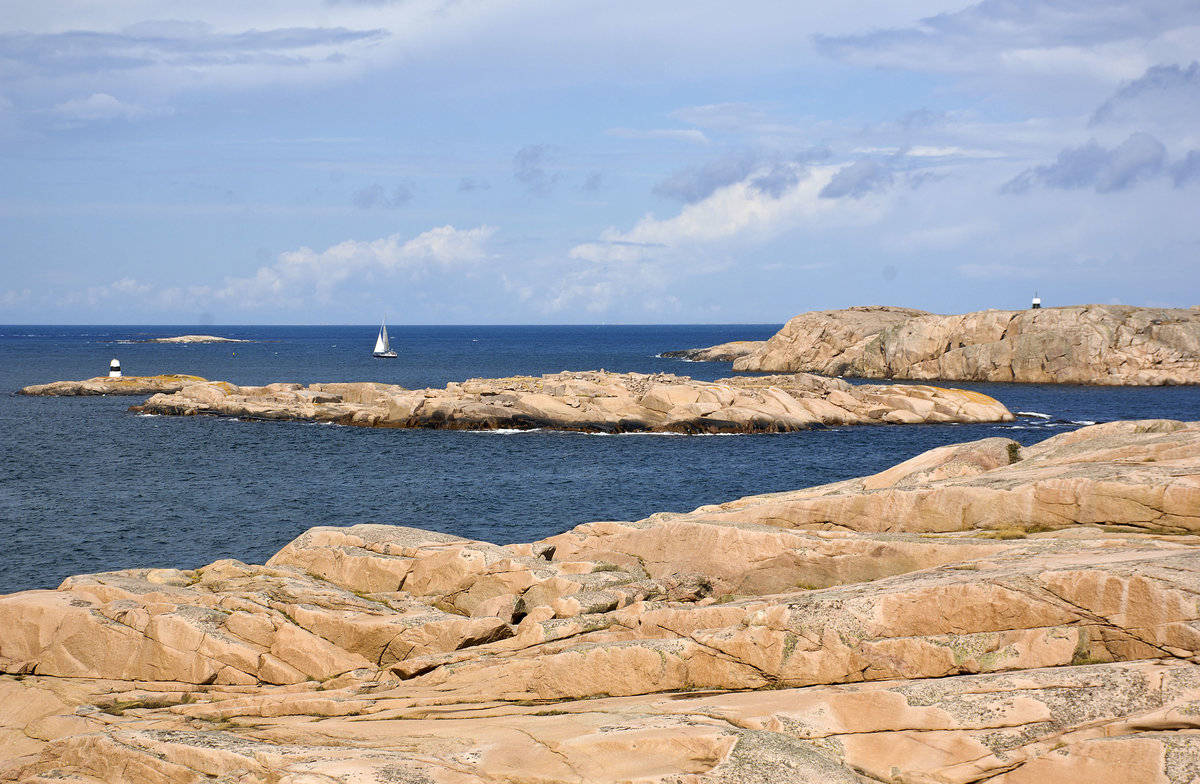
[683,304,1200,385]
[126,369,1014,432]
[2,420,1199,782]
[17,374,208,396]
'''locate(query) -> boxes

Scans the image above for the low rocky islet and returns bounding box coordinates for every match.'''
[122,369,1014,432]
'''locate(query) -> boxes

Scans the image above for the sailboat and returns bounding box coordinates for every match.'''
[373,319,397,358]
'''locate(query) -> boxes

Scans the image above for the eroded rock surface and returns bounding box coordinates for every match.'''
[675,304,1200,385]
[2,420,1198,783]
[127,369,1013,432]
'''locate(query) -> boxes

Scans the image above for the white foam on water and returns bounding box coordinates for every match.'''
[471,428,543,434]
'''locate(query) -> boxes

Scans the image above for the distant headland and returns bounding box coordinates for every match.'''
[669,304,1200,385]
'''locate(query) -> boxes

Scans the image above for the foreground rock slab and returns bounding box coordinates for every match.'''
[126,369,1013,432]
[1,419,1198,782]
[675,304,1200,385]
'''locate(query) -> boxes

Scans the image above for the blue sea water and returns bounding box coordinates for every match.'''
[1,324,1197,595]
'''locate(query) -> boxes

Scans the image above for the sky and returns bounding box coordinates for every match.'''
[1,0,1198,325]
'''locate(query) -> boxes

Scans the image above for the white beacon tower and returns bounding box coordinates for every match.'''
[109,358,122,377]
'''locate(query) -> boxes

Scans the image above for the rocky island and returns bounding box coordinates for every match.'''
[672,304,1200,385]
[1,419,1198,782]
[145,335,248,344]
[18,374,208,397]
[125,370,1013,432]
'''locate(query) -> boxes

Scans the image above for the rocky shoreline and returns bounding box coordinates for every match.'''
[122,370,1013,432]
[660,340,765,363]
[672,304,1200,385]
[1,419,1197,782]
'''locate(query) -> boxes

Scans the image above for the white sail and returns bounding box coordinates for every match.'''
[373,319,397,358]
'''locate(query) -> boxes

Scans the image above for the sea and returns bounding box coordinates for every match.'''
[2,324,1198,596]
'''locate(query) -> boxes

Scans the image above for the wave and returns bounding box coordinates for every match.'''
[471,428,544,434]
[584,430,690,437]
[1016,411,1052,419]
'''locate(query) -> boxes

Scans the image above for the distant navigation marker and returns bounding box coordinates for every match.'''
[1031,292,1042,310]
[109,358,122,378]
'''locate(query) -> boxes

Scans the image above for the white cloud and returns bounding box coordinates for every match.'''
[68,277,200,312]
[816,0,1200,76]
[854,145,1004,159]
[1,288,32,307]
[814,0,1200,121]
[5,3,970,128]
[570,163,883,265]
[60,226,497,315]
[84,277,155,304]
[223,225,496,305]
[1,18,392,123]
[547,164,866,315]
[395,225,497,265]
[52,93,156,122]
[996,43,1157,83]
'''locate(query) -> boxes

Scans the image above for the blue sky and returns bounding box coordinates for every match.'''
[1,0,1198,324]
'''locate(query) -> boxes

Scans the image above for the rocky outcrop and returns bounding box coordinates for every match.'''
[2,420,1199,782]
[660,340,766,362]
[686,304,1200,385]
[17,374,208,396]
[128,370,1013,432]
[656,418,1200,538]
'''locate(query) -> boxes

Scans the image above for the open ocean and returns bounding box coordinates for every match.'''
[2,324,1198,595]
